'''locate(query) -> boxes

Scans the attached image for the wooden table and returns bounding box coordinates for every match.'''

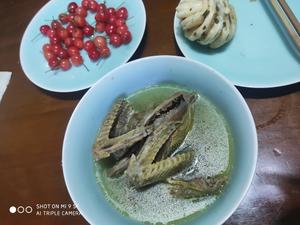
[0,0,299,224]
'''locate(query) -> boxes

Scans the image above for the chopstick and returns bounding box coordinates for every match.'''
[269,0,300,51]
[277,0,300,36]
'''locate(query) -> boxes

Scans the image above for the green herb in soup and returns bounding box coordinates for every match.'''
[93,84,233,224]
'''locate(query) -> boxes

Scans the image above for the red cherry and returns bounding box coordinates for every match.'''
[106,7,116,17]
[88,49,101,61]
[74,15,86,27]
[72,28,84,39]
[98,3,106,12]
[101,47,110,58]
[81,0,89,9]
[115,18,125,27]
[40,25,50,35]
[48,57,59,69]
[57,28,69,40]
[67,46,80,56]
[42,43,52,52]
[69,13,75,21]
[66,24,76,35]
[83,25,94,36]
[110,33,122,47]
[88,0,99,13]
[68,2,78,14]
[60,59,72,71]
[57,48,69,59]
[59,13,69,24]
[95,11,108,22]
[73,38,84,49]
[108,16,117,25]
[43,50,56,61]
[105,24,116,35]
[84,40,96,52]
[46,28,56,38]
[121,30,132,44]
[95,22,105,33]
[51,20,62,30]
[116,24,128,35]
[116,7,128,19]
[51,44,62,55]
[71,54,83,66]
[75,6,87,17]
[94,36,107,49]
[64,37,73,47]
[50,36,61,45]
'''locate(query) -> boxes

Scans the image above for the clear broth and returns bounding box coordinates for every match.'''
[94,84,234,225]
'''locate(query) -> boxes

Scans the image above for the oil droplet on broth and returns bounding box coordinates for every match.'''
[94,84,233,224]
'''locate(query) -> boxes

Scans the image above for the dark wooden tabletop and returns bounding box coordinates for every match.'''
[0,0,299,225]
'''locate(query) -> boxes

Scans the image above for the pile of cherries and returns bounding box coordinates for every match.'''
[39,0,132,71]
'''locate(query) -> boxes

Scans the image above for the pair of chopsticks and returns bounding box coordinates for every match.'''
[269,0,300,51]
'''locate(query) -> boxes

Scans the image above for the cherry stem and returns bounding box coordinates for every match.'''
[45,67,59,74]
[116,2,125,9]
[45,69,52,73]
[44,16,59,22]
[98,59,106,69]
[127,22,135,27]
[31,33,42,42]
[127,16,134,21]
[83,63,90,72]
[96,58,102,66]
[53,70,59,76]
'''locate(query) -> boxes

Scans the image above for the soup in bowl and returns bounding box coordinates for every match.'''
[62,56,257,225]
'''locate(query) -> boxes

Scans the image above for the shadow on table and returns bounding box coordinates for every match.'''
[174,35,184,57]
[129,25,147,61]
[40,88,88,100]
[238,83,300,99]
